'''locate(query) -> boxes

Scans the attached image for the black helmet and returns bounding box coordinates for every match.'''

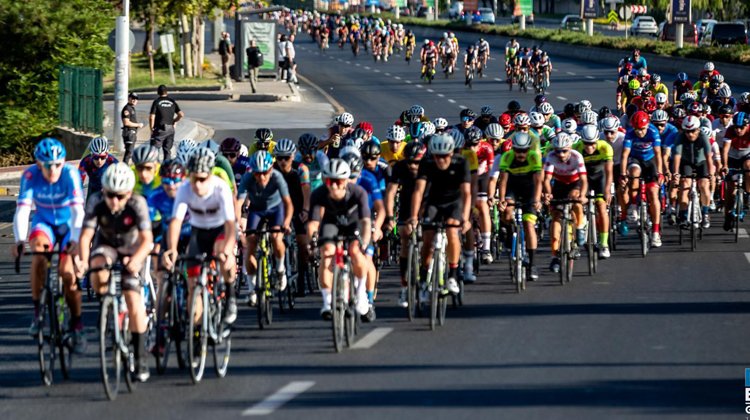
[598,106,612,120]
[718,104,734,115]
[625,103,638,118]
[564,103,576,116]
[159,159,186,179]
[351,127,368,141]
[298,132,319,153]
[672,106,687,119]
[460,108,477,120]
[465,126,483,146]
[255,128,273,143]
[360,140,381,157]
[404,141,427,160]
[507,100,521,113]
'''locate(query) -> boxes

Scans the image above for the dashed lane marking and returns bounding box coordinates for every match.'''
[739,228,749,239]
[459,105,467,109]
[242,381,316,416]
[427,88,434,93]
[395,76,401,80]
[405,80,412,84]
[364,66,371,70]
[416,84,423,88]
[566,71,576,76]
[585,75,595,79]
[448,99,456,103]
[494,77,503,82]
[351,327,394,349]
[385,72,391,76]
[437,93,445,97]
[745,252,750,264]
[557,96,567,101]
[374,69,380,73]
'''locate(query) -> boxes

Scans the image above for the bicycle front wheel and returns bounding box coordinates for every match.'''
[188,286,208,384]
[560,218,569,285]
[429,257,439,331]
[514,233,524,293]
[406,243,417,321]
[38,289,56,386]
[640,205,649,257]
[99,296,121,400]
[155,278,174,374]
[331,265,345,353]
[212,294,231,378]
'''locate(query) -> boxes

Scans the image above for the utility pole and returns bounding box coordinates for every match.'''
[113,0,130,153]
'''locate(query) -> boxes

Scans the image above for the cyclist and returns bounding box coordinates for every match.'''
[673,72,692,105]
[434,117,450,134]
[537,52,552,89]
[239,150,293,305]
[672,116,714,229]
[476,37,490,76]
[493,132,543,279]
[162,148,238,327]
[199,140,237,195]
[131,144,162,198]
[738,92,750,114]
[539,102,561,133]
[530,111,555,149]
[404,30,416,62]
[13,138,86,351]
[248,128,277,156]
[78,136,118,203]
[381,125,407,165]
[464,44,478,86]
[721,112,750,231]
[220,137,251,186]
[297,132,329,190]
[620,111,664,247]
[510,113,541,151]
[466,127,494,264]
[649,74,668,97]
[77,163,153,382]
[574,125,614,258]
[420,39,438,79]
[543,133,588,271]
[409,133,471,297]
[505,38,520,69]
[474,106,497,131]
[307,159,372,319]
[322,112,354,159]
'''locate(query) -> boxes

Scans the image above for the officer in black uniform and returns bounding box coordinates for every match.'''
[121,92,144,164]
[149,85,184,160]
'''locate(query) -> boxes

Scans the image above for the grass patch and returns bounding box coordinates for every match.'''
[103,53,221,93]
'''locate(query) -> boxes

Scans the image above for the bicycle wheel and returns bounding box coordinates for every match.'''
[37,289,56,386]
[345,267,357,348]
[560,218,569,285]
[155,278,174,374]
[331,265,345,353]
[640,205,649,257]
[99,295,121,400]
[690,213,698,252]
[735,191,743,243]
[188,285,207,384]
[122,315,135,393]
[587,212,596,276]
[57,296,72,381]
[406,242,417,321]
[212,293,231,378]
[429,255,439,331]
[256,256,269,329]
[437,251,448,327]
[514,232,523,293]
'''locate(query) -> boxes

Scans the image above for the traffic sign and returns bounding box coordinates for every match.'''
[607,10,619,24]
[618,6,632,20]
[630,5,647,14]
[108,29,135,52]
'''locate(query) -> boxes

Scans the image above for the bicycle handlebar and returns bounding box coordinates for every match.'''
[14,245,64,274]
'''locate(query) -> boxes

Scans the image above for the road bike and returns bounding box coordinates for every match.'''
[633,177,652,257]
[465,62,475,89]
[281,229,298,312]
[518,67,529,92]
[155,258,190,374]
[400,222,420,321]
[608,183,619,252]
[247,224,285,329]
[328,233,362,353]
[421,221,460,331]
[422,60,436,84]
[584,190,599,275]
[550,199,579,285]
[727,168,748,243]
[677,173,703,251]
[505,202,527,293]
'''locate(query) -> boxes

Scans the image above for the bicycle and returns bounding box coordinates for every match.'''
[584,190,599,275]
[399,222,421,321]
[405,45,413,64]
[281,230,298,312]
[185,253,231,384]
[465,62,475,89]
[505,63,515,91]
[632,177,652,257]
[423,60,436,84]
[550,198,579,285]
[505,202,527,293]
[727,168,749,243]
[518,67,529,93]
[155,258,190,374]
[608,183,619,252]
[490,198,502,261]
[677,173,703,251]
[327,233,362,352]
[15,245,73,386]
[247,223,285,329]
[421,221,460,331]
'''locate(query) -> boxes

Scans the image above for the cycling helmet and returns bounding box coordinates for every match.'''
[132,144,160,165]
[628,79,641,90]
[274,138,296,157]
[429,133,455,155]
[712,74,725,84]
[188,148,215,174]
[386,124,406,142]
[88,136,109,156]
[655,92,667,104]
[159,159,186,179]
[339,145,360,159]
[175,150,192,167]
[633,87,644,97]
[449,128,465,149]
[499,113,512,128]
[201,139,220,154]
[699,126,712,139]
[598,106,613,120]
[404,141,427,160]
[177,138,197,154]
[240,144,249,157]
[356,121,374,135]
[564,103,576,116]
[644,100,657,114]
[35,138,66,163]
[600,116,620,131]
[651,109,669,123]
[581,110,598,126]
[513,113,531,127]
[465,126,483,146]
[672,106,687,120]
[652,74,661,83]
[717,85,732,99]
[423,121,436,136]
[460,108,477,120]
[433,117,449,131]
[677,72,688,82]
[709,80,721,90]
[539,102,554,115]
[250,150,274,172]
[442,32,448,39]
[700,73,710,82]
[534,94,547,105]
[351,127,368,142]
[337,112,354,126]
[718,104,734,115]
[579,100,592,112]
[507,100,521,113]
[298,133,319,154]
[704,61,715,72]
[424,39,430,45]
[741,92,750,104]
[638,68,648,77]
[340,151,363,178]
[255,128,274,144]
[681,115,701,131]
[409,105,425,120]
[220,137,242,153]
[680,91,696,103]
[345,136,365,150]
[511,132,532,150]
[552,133,575,149]
[562,118,577,134]
[102,162,136,193]
[360,140,381,157]
[529,112,545,128]
[630,111,650,129]
[480,106,493,117]
[485,123,504,140]
[689,101,703,115]
[733,112,748,127]
[580,125,599,143]
[322,158,351,180]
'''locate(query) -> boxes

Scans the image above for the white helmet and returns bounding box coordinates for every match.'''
[580,125,599,143]
[529,112,545,128]
[511,132,532,150]
[484,123,504,140]
[188,147,216,174]
[428,133,455,155]
[274,138,296,157]
[539,102,554,115]
[562,118,578,134]
[717,85,732,99]
[423,121,436,136]
[89,136,109,155]
[322,158,351,180]
[337,112,354,126]
[655,92,667,104]
[339,145,361,159]
[699,125,712,139]
[552,133,575,149]
[513,113,531,127]
[433,117,449,131]
[579,100,592,111]
[704,61,715,72]
[581,110,598,126]
[600,115,621,131]
[239,144,249,157]
[386,125,406,142]
[651,109,669,123]
[102,162,136,194]
[681,115,701,131]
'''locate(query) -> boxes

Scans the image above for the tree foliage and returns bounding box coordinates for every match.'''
[0,0,114,163]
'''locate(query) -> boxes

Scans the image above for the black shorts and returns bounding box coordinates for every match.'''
[551,179,583,199]
[477,174,490,198]
[588,171,607,197]
[679,162,709,179]
[422,200,463,224]
[90,244,141,292]
[186,226,225,270]
[505,174,535,213]
[319,223,360,244]
[627,156,658,183]
[728,156,750,170]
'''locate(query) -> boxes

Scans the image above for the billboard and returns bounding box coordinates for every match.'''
[241,21,277,72]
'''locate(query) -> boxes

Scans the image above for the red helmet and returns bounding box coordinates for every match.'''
[356,121,374,135]
[499,113,512,128]
[644,99,657,113]
[630,111,650,129]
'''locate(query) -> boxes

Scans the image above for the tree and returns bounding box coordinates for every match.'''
[0,0,114,163]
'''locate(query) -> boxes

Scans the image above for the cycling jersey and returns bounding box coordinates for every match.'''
[573,140,613,175]
[295,150,329,190]
[608,131,626,166]
[673,80,692,101]
[381,141,406,165]
[650,82,668,96]
[507,130,541,151]
[237,169,290,211]
[83,192,151,249]
[531,125,556,147]
[673,133,712,166]
[358,170,383,208]
[623,126,661,161]
[477,40,489,54]
[275,161,309,232]
[476,142,494,176]
[364,161,388,192]
[79,154,118,197]
[544,150,587,184]
[494,149,543,177]
[418,156,471,205]
[172,176,235,229]
[387,160,419,221]
[657,123,679,150]
[148,188,191,239]
[545,114,562,132]
[724,126,750,160]
[132,164,162,198]
[212,167,235,193]
[310,183,370,226]
[231,155,252,185]
[461,149,479,173]
[248,140,277,156]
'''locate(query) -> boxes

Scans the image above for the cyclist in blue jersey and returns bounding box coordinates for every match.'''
[12,138,86,351]
[620,111,664,247]
[340,147,384,322]
[296,132,329,190]
[148,160,191,255]
[220,137,251,187]
[650,110,680,219]
[78,136,118,203]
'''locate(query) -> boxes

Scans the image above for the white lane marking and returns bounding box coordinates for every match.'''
[351,328,394,349]
[415,84,423,88]
[242,381,315,416]
[427,88,434,93]
[374,69,380,73]
[448,99,456,103]
[566,71,576,76]
[494,77,503,82]
[459,105,468,109]
[394,76,402,80]
[364,66,371,70]
[355,63,361,67]
[346,61,351,65]
[739,228,749,239]
[593,281,611,285]
[437,93,445,97]
[745,252,750,264]
[585,75,595,79]
[557,96,567,101]
[552,68,559,72]
[606,79,616,83]
[337,58,343,62]
[405,80,412,84]
[385,72,391,76]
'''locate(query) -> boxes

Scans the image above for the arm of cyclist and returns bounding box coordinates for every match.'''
[409,178,427,224]
[461,181,471,233]
[532,171,544,211]
[372,198,385,242]
[384,182,398,231]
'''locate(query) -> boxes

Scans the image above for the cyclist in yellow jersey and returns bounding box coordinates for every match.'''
[249,128,276,156]
[130,144,162,198]
[382,125,407,165]
[648,73,669,97]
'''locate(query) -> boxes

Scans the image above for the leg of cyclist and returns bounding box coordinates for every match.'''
[319,240,336,318]
[462,222,475,282]
[397,225,410,308]
[28,232,53,334]
[271,231,287,290]
[523,207,540,279]
[477,194,492,263]
[446,218,462,291]
[349,239,369,316]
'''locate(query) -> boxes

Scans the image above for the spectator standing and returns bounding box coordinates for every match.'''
[282,34,298,84]
[246,39,263,93]
[149,85,184,160]
[121,92,143,164]
[277,34,288,81]
[218,31,234,78]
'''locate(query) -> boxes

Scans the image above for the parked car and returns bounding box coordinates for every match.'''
[696,18,717,39]
[560,15,583,31]
[658,21,698,45]
[477,7,495,24]
[448,1,463,20]
[511,13,534,25]
[699,22,748,46]
[629,16,658,36]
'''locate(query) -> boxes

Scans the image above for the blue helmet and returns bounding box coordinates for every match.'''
[250,150,274,172]
[677,72,688,83]
[35,138,66,163]
[409,121,425,140]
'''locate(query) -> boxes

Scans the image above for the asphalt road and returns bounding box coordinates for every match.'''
[2,29,750,419]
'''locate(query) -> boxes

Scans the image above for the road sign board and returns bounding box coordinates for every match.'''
[108,29,135,52]
[159,33,175,54]
[618,5,632,20]
[582,0,598,19]
[671,0,691,23]
[630,5,647,14]
[607,10,619,24]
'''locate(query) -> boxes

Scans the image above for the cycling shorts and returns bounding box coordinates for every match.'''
[627,156,658,183]
[728,156,750,170]
[587,172,607,198]
[504,176,537,217]
[29,222,71,251]
[247,205,285,232]
[551,179,583,200]
[477,174,490,199]
[422,200,463,224]
[186,226,226,276]
[679,162,709,179]
[319,223,360,245]
[90,244,142,292]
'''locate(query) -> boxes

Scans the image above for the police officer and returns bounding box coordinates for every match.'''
[149,85,184,160]
[121,92,143,164]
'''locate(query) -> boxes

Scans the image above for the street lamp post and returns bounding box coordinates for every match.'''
[113,0,130,153]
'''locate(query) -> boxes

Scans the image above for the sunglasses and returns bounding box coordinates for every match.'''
[42,161,64,170]
[253,170,272,177]
[720,114,732,118]
[461,117,475,122]
[407,160,421,166]
[653,123,666,128]
[433,154,451,160]
[192,175,210,183]
[554,148,570,155]
[223,152,237,159]
[325,178,347,187]
[136,164,155,172]
[513,148,529,154]
[276,156,292,161]
[685,129,699,134]
[364,156,380,161]
[93,154,108,161]
[604,130,617,135]
[162,176,184,185]
[104,191,128,200]
[338,123,352,128]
